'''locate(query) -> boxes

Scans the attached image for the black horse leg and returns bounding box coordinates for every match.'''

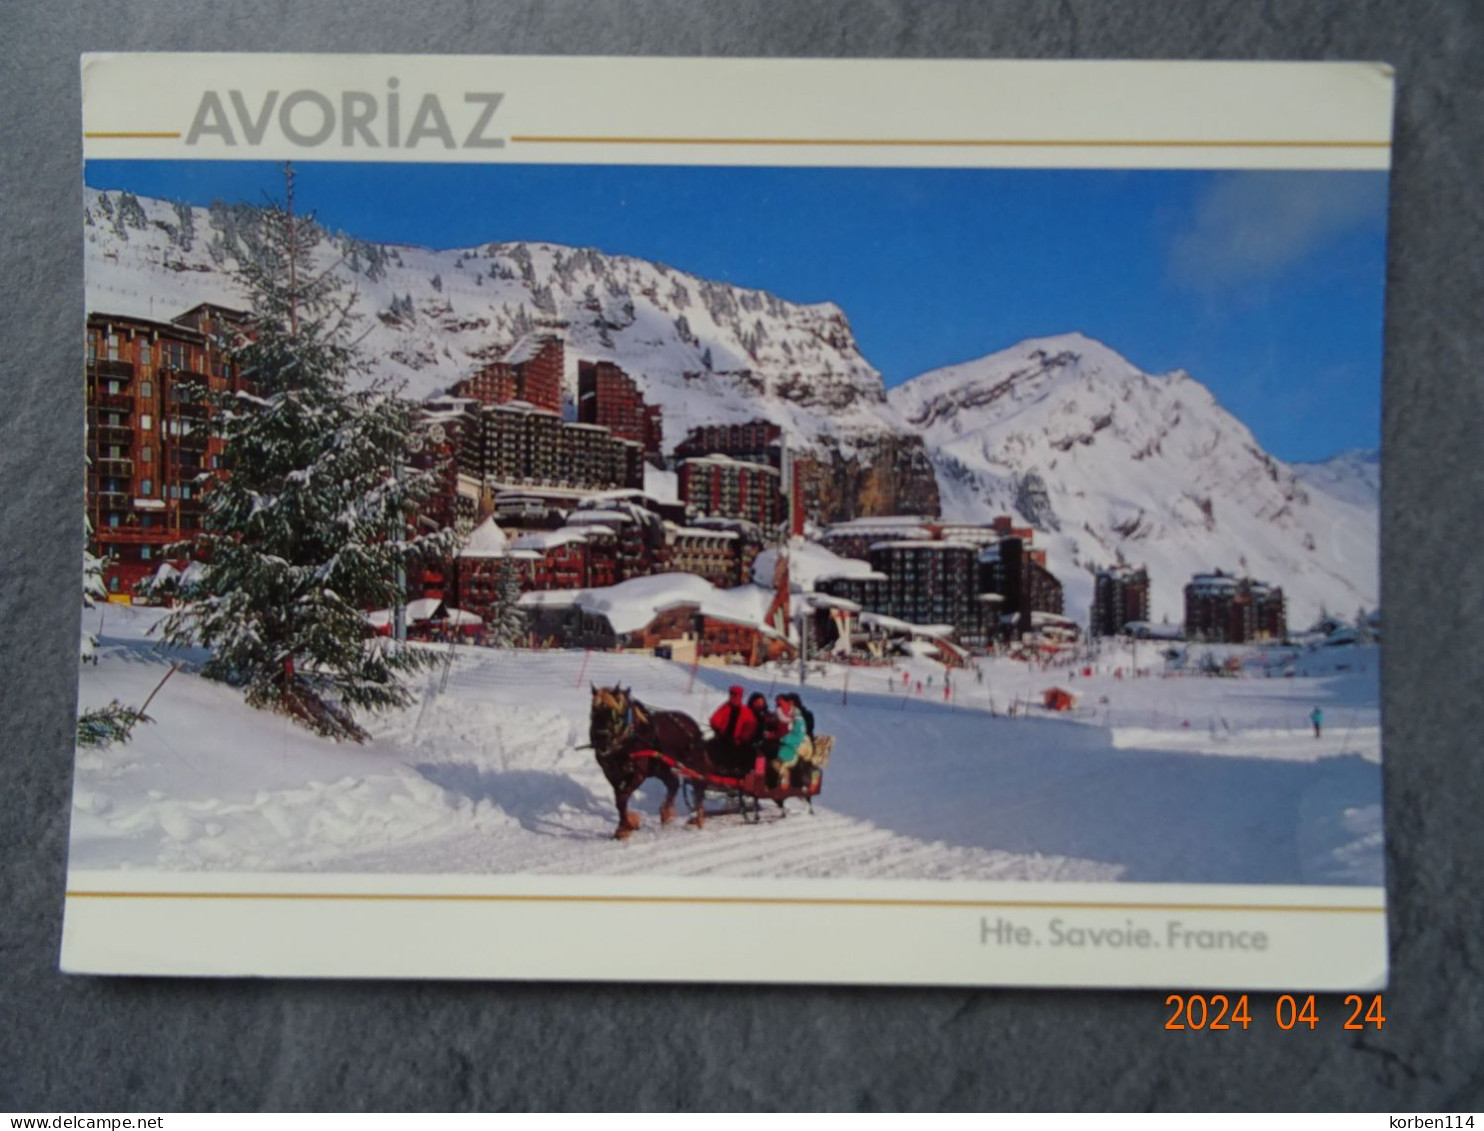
[658,764,679,826]
[614,773,643,839]
[688,783,707,828]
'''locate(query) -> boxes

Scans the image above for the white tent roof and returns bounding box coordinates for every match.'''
[459,516,510,559]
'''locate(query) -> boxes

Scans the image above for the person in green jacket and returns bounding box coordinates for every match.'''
[769,694,808,789]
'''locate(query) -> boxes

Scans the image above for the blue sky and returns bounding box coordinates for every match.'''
[86,160,1389,463]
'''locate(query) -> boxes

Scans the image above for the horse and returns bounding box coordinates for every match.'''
[588,684,710,840]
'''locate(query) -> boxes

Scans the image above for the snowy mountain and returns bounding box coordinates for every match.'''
[1293,448,1380,510]
[85,189,1377,626]
[888,335,1379,627]
[84,187,937,519]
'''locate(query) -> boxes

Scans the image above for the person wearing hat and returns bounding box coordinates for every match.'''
[708,685,758,775]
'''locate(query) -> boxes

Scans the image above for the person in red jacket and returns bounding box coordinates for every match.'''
[708,685,758,775]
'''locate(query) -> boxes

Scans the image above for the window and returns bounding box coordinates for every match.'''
[141,479,152,496]
[140,381,152,398]
[107,334,120,361]
[109,576,119,591]
[140,414,152,431]
[141,546,151,561]
[141,447,152,464]
[88,336,97,362]
[140,342,152,367]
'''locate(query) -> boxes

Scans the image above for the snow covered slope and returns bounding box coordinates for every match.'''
[889,335,1379,626]
[84,188,938,517]
[71,607,1381,885]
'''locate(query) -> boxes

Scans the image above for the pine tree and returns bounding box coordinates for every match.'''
[76,701,151,749]
[79,512,107,666]
[491,557,526,647]
[161,165,457,742]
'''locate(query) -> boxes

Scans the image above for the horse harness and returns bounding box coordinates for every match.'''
[592,692,651,761]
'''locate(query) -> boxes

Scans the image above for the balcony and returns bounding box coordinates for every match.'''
[95,457,134,477]
[92,526,174,546]
[88,359,134,381]
[173,428,210,451]
[93,392,136,412]
[94,424,133,445]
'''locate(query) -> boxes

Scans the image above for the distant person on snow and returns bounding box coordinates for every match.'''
[708,686,758,774]
[1311,706,1324,739]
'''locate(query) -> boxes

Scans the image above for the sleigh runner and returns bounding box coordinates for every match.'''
[634,733,834,824]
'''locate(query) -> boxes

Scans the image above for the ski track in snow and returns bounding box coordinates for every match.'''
[69,607,1382,887]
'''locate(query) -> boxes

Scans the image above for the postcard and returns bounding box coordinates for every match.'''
[66,54,1392,987]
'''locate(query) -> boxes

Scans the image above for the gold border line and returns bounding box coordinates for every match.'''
[80,134,1392,149]
[511,136,1392,149]
[67,890,1384,913]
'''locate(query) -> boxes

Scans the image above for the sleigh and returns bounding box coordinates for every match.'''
[635,734,834,825]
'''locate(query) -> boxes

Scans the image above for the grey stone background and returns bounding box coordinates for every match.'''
[2,0,1480,1112]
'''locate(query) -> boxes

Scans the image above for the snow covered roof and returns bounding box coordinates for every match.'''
[753,539,884,592]
[680,453,779,475]
[517,591,581,610]
[859,611,915,634]
[405,598,444,623]
[489,399,560,418]
[442,608,483,626]
[503,333,554,365]
[692,515,762,536]
[459,516,510,559]
[825,515,933,532]
[511,530,587,551]
[516,573,775,637]
[870,539,978,553]
[671,526,738,541]
[583,488,663,506]
[1028,611,1076,627]
[1190,572,1239,590]
[566,509,634,525]
[804,592,861,613]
